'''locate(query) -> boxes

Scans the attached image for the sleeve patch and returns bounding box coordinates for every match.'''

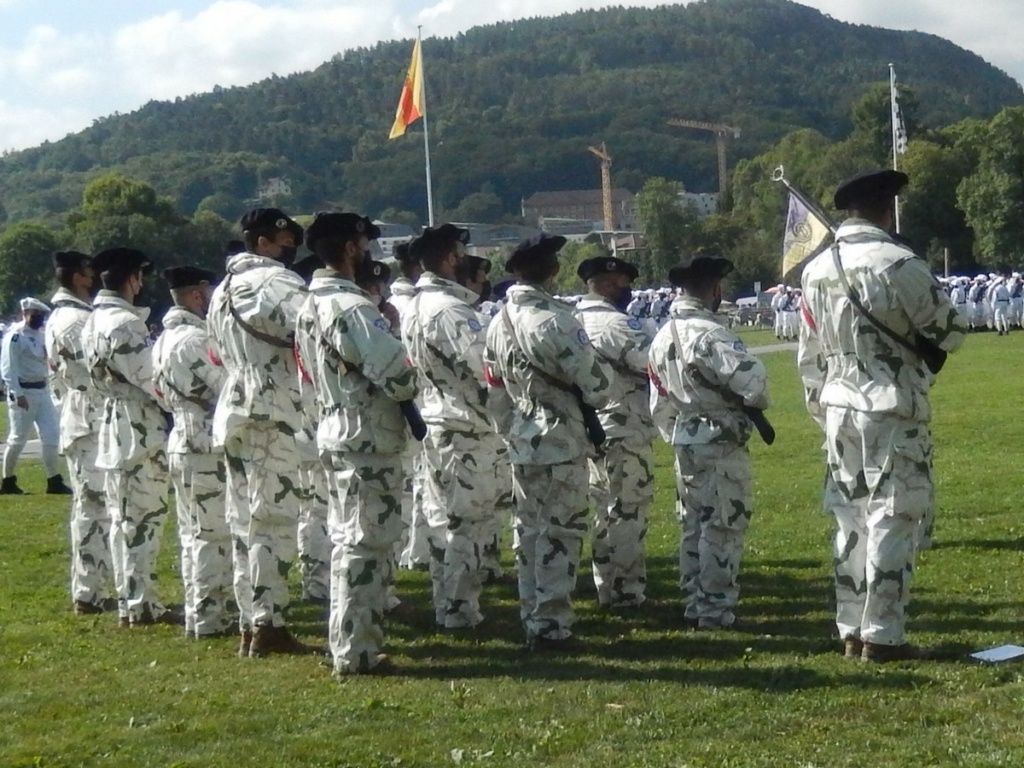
[627,319,643,331]
[373,318,390,332]
[576,328,591,346]
[733,340,746,352]
[467,318,483,332]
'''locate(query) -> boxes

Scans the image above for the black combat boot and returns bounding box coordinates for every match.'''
[0,476,25,495]
[46,474,73,495]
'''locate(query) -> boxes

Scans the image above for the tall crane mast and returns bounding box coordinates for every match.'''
[587,142,615,231]
[667,119,741,198]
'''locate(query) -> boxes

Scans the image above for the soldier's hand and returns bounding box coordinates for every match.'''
[16,395,28,410]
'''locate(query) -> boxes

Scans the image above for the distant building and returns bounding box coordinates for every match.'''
[523,189,637,231]
[679,191,719,218]
[373,221,417,257]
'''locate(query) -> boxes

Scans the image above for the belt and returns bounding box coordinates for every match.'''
[19,381,45,390]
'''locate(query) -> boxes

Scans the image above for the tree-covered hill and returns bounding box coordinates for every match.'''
[1,0,1020,225]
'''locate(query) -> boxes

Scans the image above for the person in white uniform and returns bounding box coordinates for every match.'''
[0,297,70,495]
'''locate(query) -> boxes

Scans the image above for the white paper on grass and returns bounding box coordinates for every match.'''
[969,645,1024,663]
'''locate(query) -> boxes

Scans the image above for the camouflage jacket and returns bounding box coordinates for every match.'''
[82,290,166,468]
[575,294,655,447]
[799,219,968,425]
[483,283,612,465]
[295,269,418,455]
[389,276,418,323]
[207,252,307,446]
[649,296,770,446]
[46,288,99,451]
[153,306,224,455]
[400,272,491,434]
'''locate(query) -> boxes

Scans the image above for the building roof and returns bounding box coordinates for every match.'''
[524,189,634,207]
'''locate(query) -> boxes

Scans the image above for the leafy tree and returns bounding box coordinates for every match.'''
[552,241,610,294]
[635,177,701,283]
[850,82,920,167]
[0,222,61,312]
[958,107,1024,266]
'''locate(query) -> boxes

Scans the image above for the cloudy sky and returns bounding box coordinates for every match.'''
[0,0,1021,152]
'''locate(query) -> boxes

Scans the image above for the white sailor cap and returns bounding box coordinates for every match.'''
[19,297,50,314]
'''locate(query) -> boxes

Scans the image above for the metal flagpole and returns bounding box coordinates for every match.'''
[419,26,436,227]
[890,63,902,233]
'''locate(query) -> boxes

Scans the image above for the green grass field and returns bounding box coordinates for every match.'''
[2,333,1024,767]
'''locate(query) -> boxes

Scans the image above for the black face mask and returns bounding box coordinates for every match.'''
[277,246,298,269]
[26,315,44,330]
[613,287,633,313]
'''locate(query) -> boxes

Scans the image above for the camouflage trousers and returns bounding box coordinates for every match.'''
[170,452,234,637]
[423,429,514,628]
[324,452,404,674]
[67,433,114,608]
[298,461,330,602]
[223,423,302,629]
[104,448,169,623]
[481,444,513,583]
[512,462,589,641]
[398,447,430,569]
[589,438,654,608]
[674,442,753,627]
[824,408,932,646]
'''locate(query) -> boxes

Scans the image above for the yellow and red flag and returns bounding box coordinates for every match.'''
[389,39,425,139]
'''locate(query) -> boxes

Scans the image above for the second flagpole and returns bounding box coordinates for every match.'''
[889,62,902,233]
[419,27,436,227]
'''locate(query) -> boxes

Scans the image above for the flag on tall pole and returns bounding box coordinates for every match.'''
[389,39,424,139]
[889,63,907,233]
[389,30,435,225]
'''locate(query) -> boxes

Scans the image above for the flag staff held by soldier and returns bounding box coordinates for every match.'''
[798,169,967,662]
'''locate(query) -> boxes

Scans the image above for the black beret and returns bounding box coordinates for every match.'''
[393,241,415,263]
[305,212,381,250]
[53,251,91,271]
[409,224,471,262]
[577,256,639,283]
[505,232,567,273]
[92,247,151,278]
[834,169,908,210]
[668,256,734,287]
[162,266,218,290]
[467,255,492,276]
[492,278,516,301]
[357,260,391,283]
[239,207,304,246]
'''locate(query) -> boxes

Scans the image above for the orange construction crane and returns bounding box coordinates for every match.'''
[588,142,615,231]
[667,119,741,197]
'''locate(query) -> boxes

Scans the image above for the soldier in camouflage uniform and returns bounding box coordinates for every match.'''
[294,212,419,675]
[291,256,332,607]
[649,256,770,631]
[799,170,967,662]
[208,207,314,658]
[575,256,655,609]
[153,266,235,638]
[401,225,514,629]
[483,233,612,648]
[81,248,173,626]
[388,243,431,572]
[46,251,112,614]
